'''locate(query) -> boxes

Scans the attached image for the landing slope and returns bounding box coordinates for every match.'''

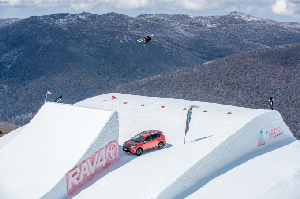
[72,93,297,199]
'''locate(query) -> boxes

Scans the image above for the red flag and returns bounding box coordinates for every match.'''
[47,90,52,95]
[112,96,117,100]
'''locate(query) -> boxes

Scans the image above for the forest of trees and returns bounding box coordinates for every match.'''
[109,44,300,139]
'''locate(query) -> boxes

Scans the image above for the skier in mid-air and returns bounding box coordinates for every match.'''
[138,34,152,44]
[137,34,153,49]
[143,35,151,44]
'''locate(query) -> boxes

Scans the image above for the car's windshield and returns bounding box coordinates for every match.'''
[131,134,145,143]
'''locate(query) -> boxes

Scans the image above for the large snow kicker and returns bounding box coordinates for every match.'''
[0,102,119,199]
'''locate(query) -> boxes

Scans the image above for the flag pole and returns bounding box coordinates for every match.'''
[112,95,117,108]
[184,106,194,144]
[45,90,52,103]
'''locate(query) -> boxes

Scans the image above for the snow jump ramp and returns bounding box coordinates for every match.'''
[0,102,119,199]
[0,94,297,199]
[71,94,296,199]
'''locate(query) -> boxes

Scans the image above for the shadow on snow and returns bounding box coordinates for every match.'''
[174,137,296,199]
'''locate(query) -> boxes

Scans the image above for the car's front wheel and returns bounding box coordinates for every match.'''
[136,148,143,156]
[158,142,164,149]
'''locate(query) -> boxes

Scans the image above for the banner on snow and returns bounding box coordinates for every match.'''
[66,139,119,195]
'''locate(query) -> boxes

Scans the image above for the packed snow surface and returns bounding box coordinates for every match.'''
[0,103,118,199]
[0,93,299,199]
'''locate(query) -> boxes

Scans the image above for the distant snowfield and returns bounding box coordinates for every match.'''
[0,93,299,199]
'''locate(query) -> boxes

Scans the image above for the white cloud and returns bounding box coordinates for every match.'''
[114,0,150,9]
[2,0,269,12]
[7,0,22,6]
[271,0,295,15]
[70,3,94,10]
[69,0,101,10]
[2,0,300,22]
[245,6,252,12]
[181,0,208,10]
[6,0,64,6]
[159,0,241,11]
[44,0,151,10]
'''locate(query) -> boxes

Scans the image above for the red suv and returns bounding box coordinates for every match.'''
[123,130,166,156]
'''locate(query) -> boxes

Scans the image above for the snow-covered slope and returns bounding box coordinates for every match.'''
[0,93,299,199]
[0,103,119,199]
[72,93,298,199]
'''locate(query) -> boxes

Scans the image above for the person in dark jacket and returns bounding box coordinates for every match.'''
[269,97,274,110]
[55,95,62,103]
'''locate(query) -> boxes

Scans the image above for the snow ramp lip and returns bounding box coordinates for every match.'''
[41,104,120,199]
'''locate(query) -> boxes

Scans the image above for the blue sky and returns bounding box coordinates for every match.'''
[1,0,300,22]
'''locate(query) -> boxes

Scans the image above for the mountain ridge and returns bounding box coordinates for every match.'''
[1,11,300,128]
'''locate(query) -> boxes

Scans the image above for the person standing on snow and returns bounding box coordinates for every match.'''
[55,95,62,103]
[269,97,274,110]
